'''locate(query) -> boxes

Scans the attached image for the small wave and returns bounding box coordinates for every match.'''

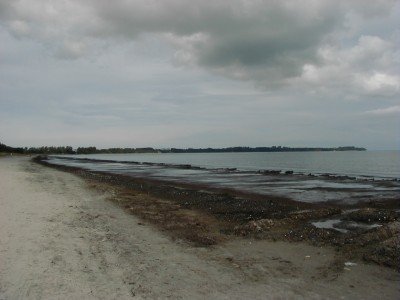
[46,155,400,204]
[51,155,400,183]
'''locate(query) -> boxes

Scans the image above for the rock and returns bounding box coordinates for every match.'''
[285,170,294,175]
[34,155,48,161]
[260,170,281,175]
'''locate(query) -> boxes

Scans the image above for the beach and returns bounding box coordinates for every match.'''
[0,156,399,299]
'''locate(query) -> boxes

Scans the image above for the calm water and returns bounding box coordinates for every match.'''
[50,151,400,204]
[62,151,400,179]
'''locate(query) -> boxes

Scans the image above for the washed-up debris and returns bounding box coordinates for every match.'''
[360,222,400,270]
[344,262,357,267]
[288,208,342,221]
[284,225,341,245]
[234,208,344,236]
[363,234,400,270]
[343,208,399,224]
[33,155,400,270]
[234,219,278,235]
[357,222,400,245]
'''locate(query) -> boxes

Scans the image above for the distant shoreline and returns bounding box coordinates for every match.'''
[161,146,367,154]
[35,146,370,155]
[73,145,367,154]
[1,142,366,155]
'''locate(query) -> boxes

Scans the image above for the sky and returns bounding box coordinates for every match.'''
[0,0,399,150]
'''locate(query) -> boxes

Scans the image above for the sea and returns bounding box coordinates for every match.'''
[49,151,400,204]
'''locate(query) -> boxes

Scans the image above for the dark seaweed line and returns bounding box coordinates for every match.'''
[35,155,317,222]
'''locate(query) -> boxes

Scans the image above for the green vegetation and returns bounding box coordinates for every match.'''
[0,143,160,154]
[0,142,74,154]
[77,147,157,154]
[1,141,366,155]
[25,146,75,154]
[0,142,24,154]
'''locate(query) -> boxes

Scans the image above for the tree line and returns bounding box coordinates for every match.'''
[0,143,75,154]
[1,142,366,155]
[0,143,159,154]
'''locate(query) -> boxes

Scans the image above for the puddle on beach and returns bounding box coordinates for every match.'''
[311,219,348,233]
[311,219,382,233]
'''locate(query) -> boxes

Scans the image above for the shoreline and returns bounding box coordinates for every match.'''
[49,154,400,182]
[43,155,400,206]
[1,155,399,299]
[35,155,400,270]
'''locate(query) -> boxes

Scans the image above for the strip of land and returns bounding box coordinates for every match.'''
[0,156,399,299]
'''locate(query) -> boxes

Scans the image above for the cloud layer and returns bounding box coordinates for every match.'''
[0,0,399,148]
[2,0,399,88]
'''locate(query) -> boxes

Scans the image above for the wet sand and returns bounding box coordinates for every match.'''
[1,156,399,299]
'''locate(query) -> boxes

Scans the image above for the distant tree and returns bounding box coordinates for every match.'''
[76,147,97,154]
[0,142,24,153]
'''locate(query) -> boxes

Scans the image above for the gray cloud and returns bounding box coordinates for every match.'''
[87,0,343,84]
[1,0,398,89]
[363,105,400,115]
[0,0,399,149]
[82,0,399,90]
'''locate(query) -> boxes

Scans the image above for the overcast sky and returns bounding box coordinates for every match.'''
[0,0,399,149]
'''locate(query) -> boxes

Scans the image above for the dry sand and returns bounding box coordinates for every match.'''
[0,156,399,299]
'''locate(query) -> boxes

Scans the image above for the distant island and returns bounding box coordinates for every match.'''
[162,146,366,153]
[1,142,366,155]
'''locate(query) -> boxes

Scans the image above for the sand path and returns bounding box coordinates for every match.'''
[0,156,399,299]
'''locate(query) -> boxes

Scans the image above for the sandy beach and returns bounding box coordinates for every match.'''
[0,156,399,299]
